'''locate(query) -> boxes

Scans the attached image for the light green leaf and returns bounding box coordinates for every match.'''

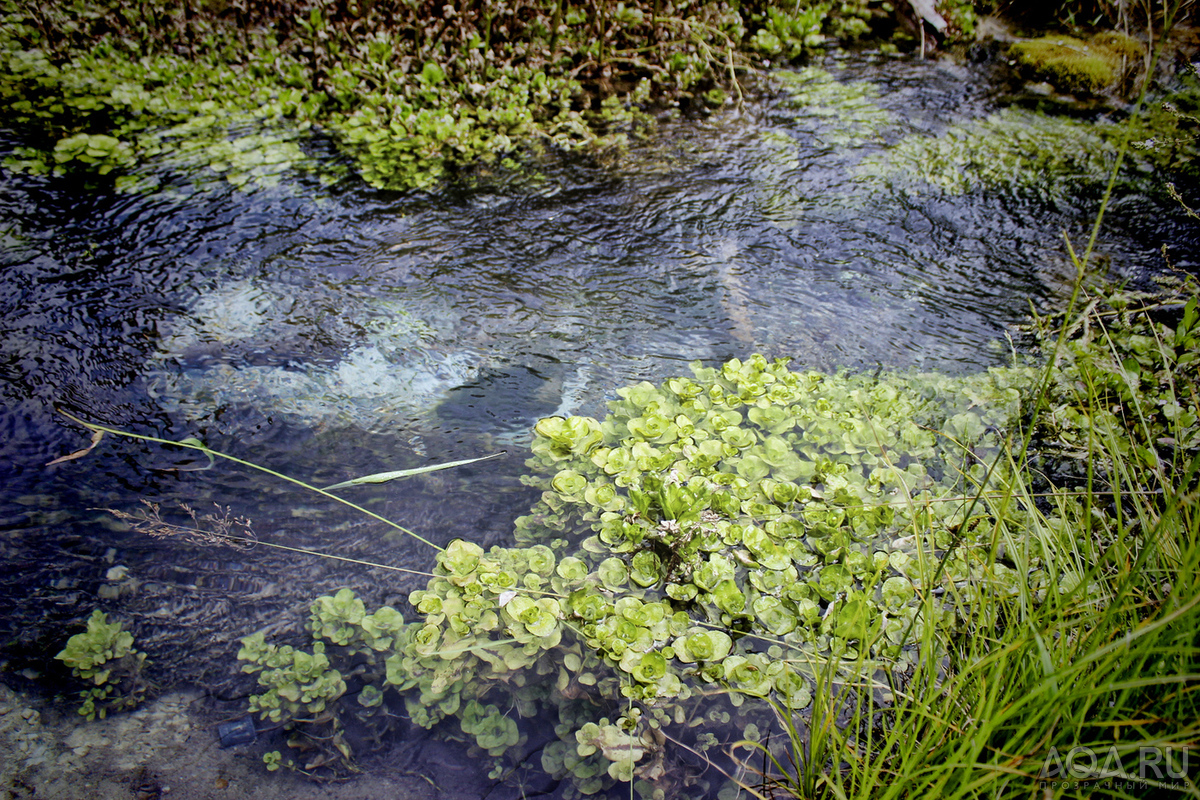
[324,452,504,490]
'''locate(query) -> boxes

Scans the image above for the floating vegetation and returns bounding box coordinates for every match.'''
[65,273,1200,797]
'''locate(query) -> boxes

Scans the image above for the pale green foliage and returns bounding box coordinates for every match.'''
[238,636,347,723]
[749,4,830,59]
[282,354,1075,796]
[756,64,1200,222]
[938,0,978,38]
[0,7,322,188]
[52,133,136,175]
[263,750,284,771]
[237,590,409,775]
[1039,286,1200,480]
[461,699,521,756]
[204,309,1200,795]
[228,284,1200,793]
[55,609,147,720]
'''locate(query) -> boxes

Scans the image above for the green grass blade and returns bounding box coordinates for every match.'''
[55,410,446,551]
[322,452,505,491]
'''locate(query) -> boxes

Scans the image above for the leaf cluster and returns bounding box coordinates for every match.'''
[1035,280,1200,492]
[0,0,909,191]
[739,284,1200,800]
[54,609,148,721]
[237,587,407,776]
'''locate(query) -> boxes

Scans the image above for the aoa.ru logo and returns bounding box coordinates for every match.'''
[1039,745,1192,791]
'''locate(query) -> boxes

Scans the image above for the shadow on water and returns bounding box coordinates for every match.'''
[0,50,1195,797]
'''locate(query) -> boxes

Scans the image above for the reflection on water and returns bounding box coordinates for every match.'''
[0,51,1193,796]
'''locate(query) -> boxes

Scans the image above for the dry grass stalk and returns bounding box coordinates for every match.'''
[105,500,257,550]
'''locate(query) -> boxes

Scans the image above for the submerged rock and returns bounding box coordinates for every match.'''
[150,346,483,433]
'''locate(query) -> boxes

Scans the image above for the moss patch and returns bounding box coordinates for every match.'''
[1009,32,1145,94]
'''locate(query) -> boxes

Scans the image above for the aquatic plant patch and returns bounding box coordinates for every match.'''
[775,66,894,149]
[853,106,1122,198]
[0,0,955,191]
[0,7,328,189]
[68,274,1198,795]
[238,352,1102,796]
[55,609,148,721]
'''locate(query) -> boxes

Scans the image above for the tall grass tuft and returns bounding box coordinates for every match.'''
[740,272,1200,799]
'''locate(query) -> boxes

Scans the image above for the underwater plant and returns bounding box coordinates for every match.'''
[237,588,410,776]
[55,609,148,721]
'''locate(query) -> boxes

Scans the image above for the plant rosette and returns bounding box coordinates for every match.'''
[55,609,148,720]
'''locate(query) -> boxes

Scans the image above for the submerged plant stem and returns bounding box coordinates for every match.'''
[56,410,445,551]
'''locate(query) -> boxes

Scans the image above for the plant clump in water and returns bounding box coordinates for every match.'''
[855,106,1119,197]
[239,352,1095,796]
[55,609,149,721]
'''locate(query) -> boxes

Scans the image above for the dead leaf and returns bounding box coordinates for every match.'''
[46,429,104,466]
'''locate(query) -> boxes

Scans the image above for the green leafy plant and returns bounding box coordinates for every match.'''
[240,350,1087,797]
[237,589,410,776]
[55,609,148,720]
[0,0,956,192]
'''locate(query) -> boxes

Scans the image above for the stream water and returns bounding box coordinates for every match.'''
[1,50,1196,796]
